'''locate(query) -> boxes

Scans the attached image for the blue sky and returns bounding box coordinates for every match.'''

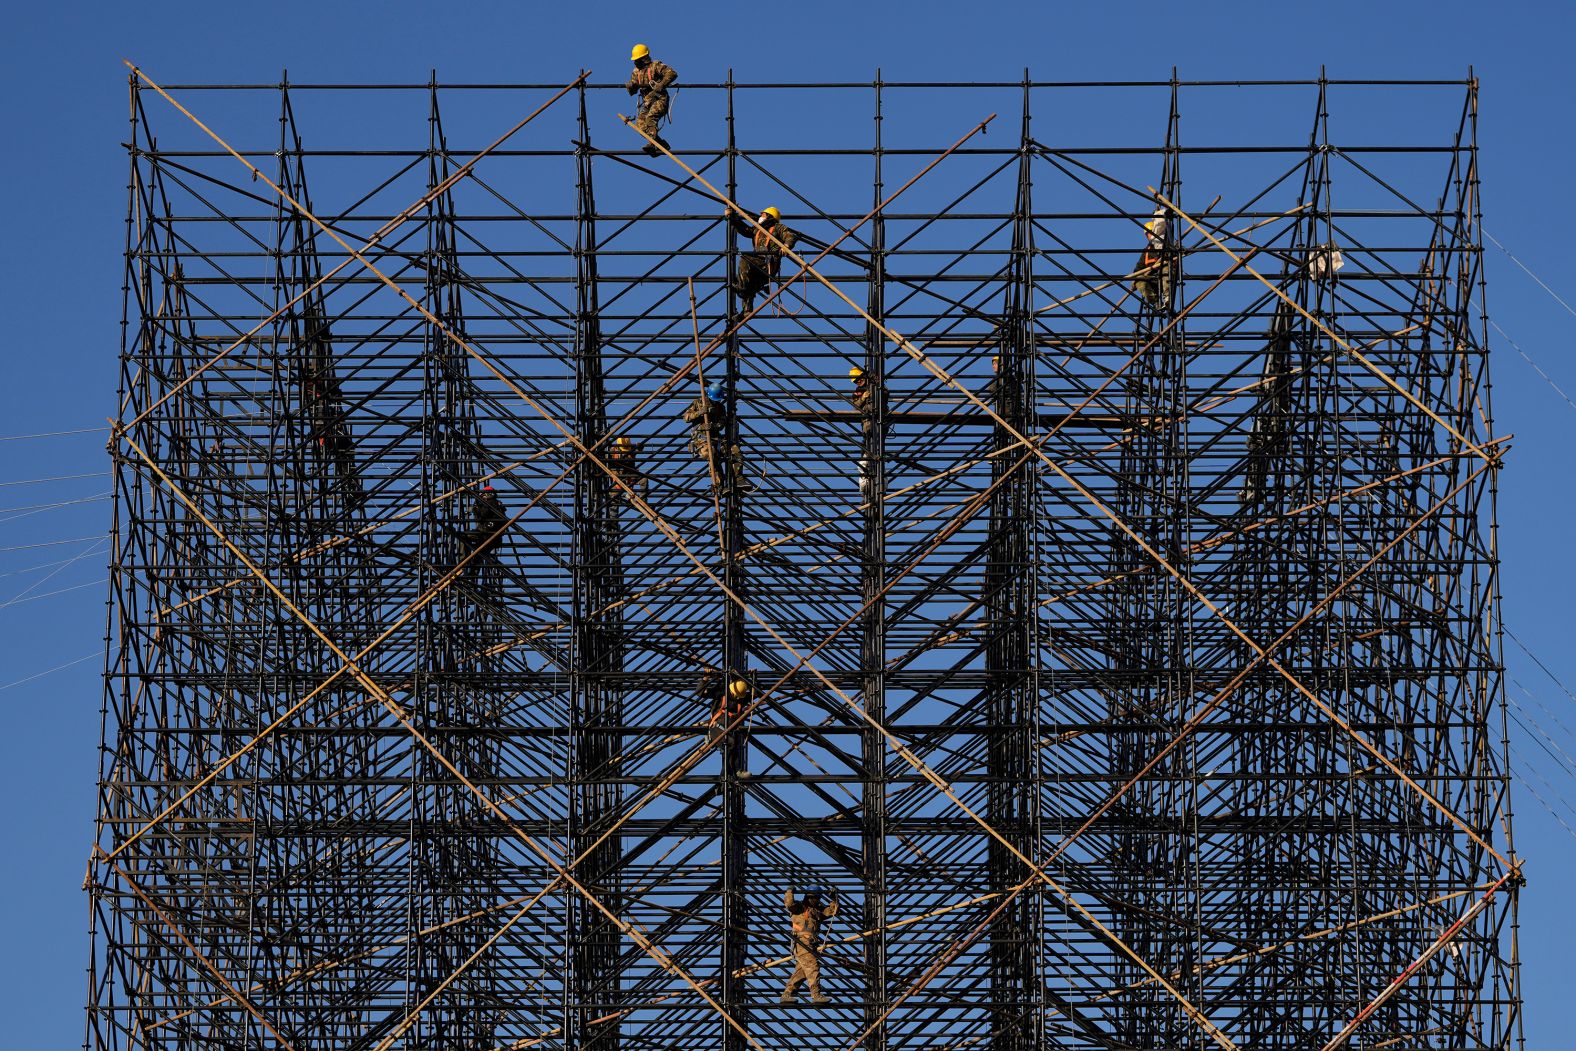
[4,1,1575,1045]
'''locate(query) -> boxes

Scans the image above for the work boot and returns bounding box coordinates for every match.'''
[779,991,796,1005]
[809,990,830,1005]
[642,142,660,157]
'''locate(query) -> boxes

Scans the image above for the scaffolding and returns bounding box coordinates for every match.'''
[86,69,1523,1051]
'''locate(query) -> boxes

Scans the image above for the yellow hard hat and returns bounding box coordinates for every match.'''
[631,43,650,61]
[761,206,781,222]
[728,677,750,699]
[615,436,633,449]
[848,365,865,379]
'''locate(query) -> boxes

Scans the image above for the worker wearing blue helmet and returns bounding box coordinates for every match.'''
[681,380,754,493]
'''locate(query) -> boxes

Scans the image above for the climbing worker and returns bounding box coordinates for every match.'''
[732,206,798,311]
[683,381,727,460]
[698,672,752,744]
[682,381,754,493]
[1132,203,1173,311]
[781,887,838,1005]
[848,364,883,497]
[607,435,645,499]
[626,43,677,156]
[464,484,509,561]
[696,671,753,777]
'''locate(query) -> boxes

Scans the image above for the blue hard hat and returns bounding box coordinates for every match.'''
[705,381,725,401]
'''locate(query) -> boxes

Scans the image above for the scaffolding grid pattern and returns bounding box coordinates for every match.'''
[87,73,1522,1051]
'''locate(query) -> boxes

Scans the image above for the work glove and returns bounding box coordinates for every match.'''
[627,85,638,96]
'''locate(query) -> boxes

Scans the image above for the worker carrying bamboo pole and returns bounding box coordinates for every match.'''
[607,435,645,499]
[1132,203,1174,311]
[731,206,798,311]
[781,887,838,1004]
[626,43,676,156]
[682,381,755,494]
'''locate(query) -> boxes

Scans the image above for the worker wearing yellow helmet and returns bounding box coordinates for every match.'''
[1132,201,1173,312]
[730,205,798,312]
[626,44,677,156]
[848,364,873,412]
[699,670,754,750]
[607,435,645,500]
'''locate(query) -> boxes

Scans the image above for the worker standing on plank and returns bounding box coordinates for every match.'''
[781,887,838,1004]
[732,206,797,311]
[626,44,677,156]
[1132,203,1173,311]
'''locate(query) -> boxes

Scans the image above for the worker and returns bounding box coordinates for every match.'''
[626,44,677,156]
[683,380,726,459]
[300,358,352,465]
[848,365,873,413]
[848,365,883,497]
[781,887,838,1005]
[732,207,798,311]
[682,381,754,493]
[1132,204,1173,311]
[464,484,509,562]
[698,671,752,744]
[607,435,645,499]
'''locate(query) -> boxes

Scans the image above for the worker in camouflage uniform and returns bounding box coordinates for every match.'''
[626,43,677,155]
[682,381,754,493]
[732,206,798,311]
[847,364,884,497]
[781,887,838,1004]
[848,364,889,420]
